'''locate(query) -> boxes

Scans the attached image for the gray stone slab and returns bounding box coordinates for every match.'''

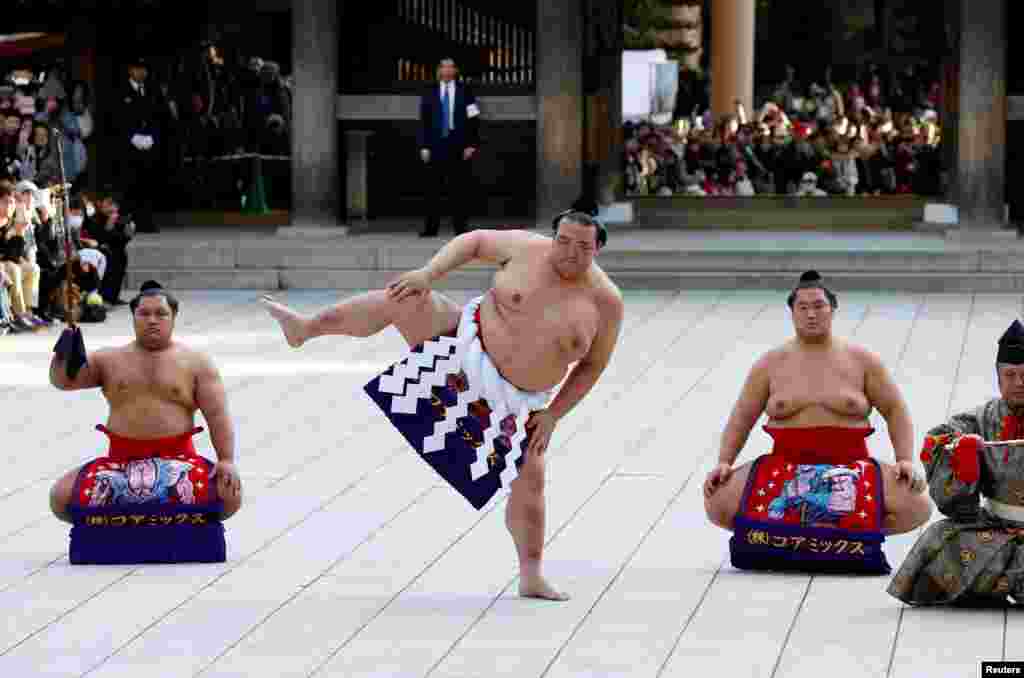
[1,290,1016,677]
[126,240,238,269]
[124,270,278,290]
[236,241,381,269]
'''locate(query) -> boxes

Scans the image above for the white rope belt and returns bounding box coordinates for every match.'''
[379,295,552,488]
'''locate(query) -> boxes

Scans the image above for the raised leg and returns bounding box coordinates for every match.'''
[881,463,933,534]
[261,289,462,349]
[506,452,569,601]
[703,462,754,531]
[50,467,79,524]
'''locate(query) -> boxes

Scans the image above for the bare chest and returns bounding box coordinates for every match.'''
[767,352,869,418]
[490,261,599,356]
[103,354,196,408]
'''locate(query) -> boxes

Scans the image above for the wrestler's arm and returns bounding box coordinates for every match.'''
[423,229,544,280]
[717,354,772,466]
[194,353,235,464]
[861,348,914,464]
[546,288,624,421]
[49,347,106,391]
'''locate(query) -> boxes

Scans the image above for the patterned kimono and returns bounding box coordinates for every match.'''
[888,398,1024,605]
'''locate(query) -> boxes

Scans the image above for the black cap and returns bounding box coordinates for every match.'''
[998,320,1024,365]
[139,280,163,292]
[799,270,822,282]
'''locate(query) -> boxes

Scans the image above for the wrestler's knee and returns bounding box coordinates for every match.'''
[704,463,750,531]
[49,469,78,524]
[704,493,736,531]
[390,291,459,346]
[509,459,545,518]
[518,454,546,492]
[881,464,933,534]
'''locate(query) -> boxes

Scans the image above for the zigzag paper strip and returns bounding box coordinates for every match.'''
[378,337,458,396]
[470,401,514,481]
[391,344,465,417]
[499,406,532,487]
[423,360,486,452]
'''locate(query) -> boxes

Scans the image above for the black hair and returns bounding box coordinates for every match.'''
[129,280,179,316]
[786,270,838,309]
[551,209,608,249]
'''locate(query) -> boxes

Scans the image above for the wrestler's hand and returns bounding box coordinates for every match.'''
[894,460,926,494]
[525,410,557,457]
[704,463,733,498]
[211,461,242,499]
[387,268,432,302]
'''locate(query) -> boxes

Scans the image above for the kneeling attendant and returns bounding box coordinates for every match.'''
[890,321,1024,606]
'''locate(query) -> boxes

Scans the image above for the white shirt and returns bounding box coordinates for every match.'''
[439,81,455,131]
[130,79,145,97]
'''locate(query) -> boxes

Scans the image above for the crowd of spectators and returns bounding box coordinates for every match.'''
[2,41,293,217]
[626,63,945,198]
[0,40,296,337]
[0,65,91,189]
[107,44,294,217]
[1,179,134,337]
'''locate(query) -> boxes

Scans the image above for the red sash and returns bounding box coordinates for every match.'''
[96,424,204,462]
[763,426,873,465]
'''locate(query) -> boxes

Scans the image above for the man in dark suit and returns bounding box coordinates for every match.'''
[418,58,480,238]
[110,57,160,233]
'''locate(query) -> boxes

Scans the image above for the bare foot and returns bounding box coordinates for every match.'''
[518,573,570,601]
[260,294,310,348]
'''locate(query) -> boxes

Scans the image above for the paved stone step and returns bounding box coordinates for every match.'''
[125,269,1024,293]
[126,242,1022,275]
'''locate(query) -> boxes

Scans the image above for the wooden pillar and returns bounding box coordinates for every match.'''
[948,0,1008,234]
[281,0,342,235]
[536,0,584,223]
[344,130,373,221]
[583,0,623,207]
[709,0,755,120]
[940,0,960,204]
[67,14,98,194]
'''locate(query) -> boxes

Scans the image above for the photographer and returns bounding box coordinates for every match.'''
[91,191,134,306]
[22,182,66,323]
[0,182,44,328]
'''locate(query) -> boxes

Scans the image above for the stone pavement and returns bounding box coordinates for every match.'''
[0,289,1019,677]
[124,227,1024,293]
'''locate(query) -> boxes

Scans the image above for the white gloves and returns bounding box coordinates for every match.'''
[130,134,154,151]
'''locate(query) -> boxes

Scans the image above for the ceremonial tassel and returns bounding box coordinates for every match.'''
[51,128,85,379]
[920,436,936,464]
[950,436,981,485]
[53,326,87,379]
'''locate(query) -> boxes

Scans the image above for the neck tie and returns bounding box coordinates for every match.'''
[441,86,450,138]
